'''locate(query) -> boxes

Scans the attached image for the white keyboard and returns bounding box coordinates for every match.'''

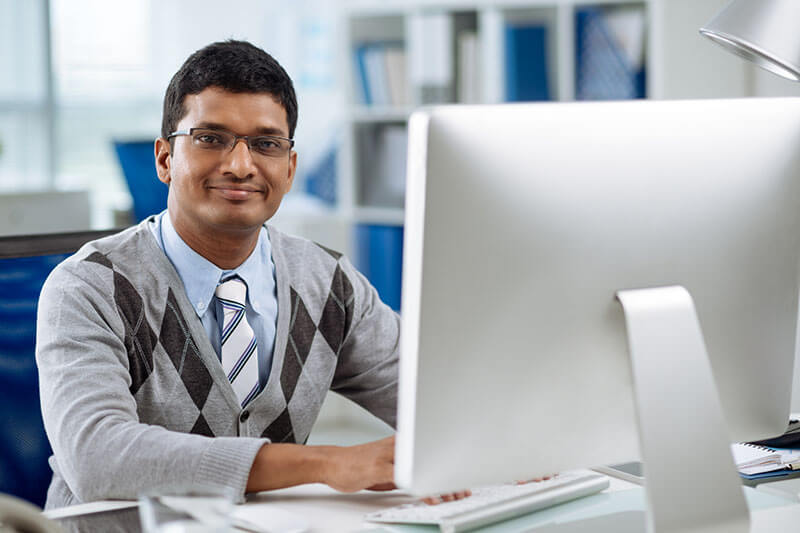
[365,470,609,533]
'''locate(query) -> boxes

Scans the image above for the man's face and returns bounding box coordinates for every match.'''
[155,87,297,238]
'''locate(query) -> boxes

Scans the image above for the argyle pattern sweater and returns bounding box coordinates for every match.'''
[36,220,399,508]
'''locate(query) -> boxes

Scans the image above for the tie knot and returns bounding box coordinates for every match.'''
[215,276,248,306]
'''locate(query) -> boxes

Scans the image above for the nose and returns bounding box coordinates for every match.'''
[220,138,257,179]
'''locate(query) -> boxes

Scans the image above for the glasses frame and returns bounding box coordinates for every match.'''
[167,127,295,158]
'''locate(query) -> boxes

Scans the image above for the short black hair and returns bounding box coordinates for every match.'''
[161,40,298,139]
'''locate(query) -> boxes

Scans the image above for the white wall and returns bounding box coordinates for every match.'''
[656,0,751,100]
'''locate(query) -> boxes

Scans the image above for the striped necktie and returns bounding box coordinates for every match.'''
[215,276,259,407]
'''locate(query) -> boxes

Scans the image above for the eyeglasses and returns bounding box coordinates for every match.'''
[167,127,295,158]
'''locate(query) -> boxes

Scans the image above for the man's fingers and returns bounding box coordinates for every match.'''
[367,482,397,491]
[517,474,556,484]
[422,490,471,505]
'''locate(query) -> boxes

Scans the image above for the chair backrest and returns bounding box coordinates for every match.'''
[113,139,168,222]
[0,229,118,506]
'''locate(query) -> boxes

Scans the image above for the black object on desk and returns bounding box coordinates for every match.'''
[750,419,800,449]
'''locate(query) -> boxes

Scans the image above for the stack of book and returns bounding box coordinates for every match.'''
[732,442,800,481]
[352,42,408,107]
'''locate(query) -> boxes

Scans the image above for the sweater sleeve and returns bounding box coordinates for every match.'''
[329,256,400,428]
[36,261,266,504]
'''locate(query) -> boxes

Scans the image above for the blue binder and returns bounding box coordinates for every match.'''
[505,23,551,102]
[353,44,372,105]
[354,225,404,311]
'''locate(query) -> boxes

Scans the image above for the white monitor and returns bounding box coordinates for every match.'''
[396,98,800,528]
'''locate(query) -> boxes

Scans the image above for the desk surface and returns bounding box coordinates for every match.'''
[50,476,800,533]
[246,477,636,532]
[253,478,800,533]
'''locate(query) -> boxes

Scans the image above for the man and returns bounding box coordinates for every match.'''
[36,40,404,509]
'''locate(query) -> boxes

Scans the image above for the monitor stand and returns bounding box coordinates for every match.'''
[540,285,760,532]
[528,285,800,532]
[616,286,749,533]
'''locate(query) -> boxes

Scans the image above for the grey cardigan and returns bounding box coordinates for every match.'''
[36,220,399,508]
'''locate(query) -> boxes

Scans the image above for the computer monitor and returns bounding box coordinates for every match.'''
[396,98,800,528]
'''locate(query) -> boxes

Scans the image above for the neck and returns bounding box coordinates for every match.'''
[170,216,261,270]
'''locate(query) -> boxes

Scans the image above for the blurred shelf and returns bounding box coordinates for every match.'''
[354,206,406,226]
[350,106,413,123]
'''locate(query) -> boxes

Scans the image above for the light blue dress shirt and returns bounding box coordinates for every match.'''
[149,211,278,391]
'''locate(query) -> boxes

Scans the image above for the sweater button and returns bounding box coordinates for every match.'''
[239,410,250,423]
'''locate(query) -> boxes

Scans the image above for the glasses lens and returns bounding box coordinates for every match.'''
[249,136,291,157]
[191,129,232,150]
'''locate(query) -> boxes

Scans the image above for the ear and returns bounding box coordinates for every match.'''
[155,137,172,185]
[285,150,298,191]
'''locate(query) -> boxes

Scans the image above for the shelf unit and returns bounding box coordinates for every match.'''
[333,0,746,302]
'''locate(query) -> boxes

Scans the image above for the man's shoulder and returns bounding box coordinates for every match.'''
[266,224,348,266]
[266,224,369,303]
[71,222,152,260]
[52,221,162,281]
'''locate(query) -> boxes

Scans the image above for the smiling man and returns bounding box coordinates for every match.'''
[36,41,403,508]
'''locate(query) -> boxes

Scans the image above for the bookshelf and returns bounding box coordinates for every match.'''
[335,0,747,303]
[315,0,751,441]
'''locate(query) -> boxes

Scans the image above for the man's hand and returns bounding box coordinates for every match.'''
[246,435,472,504]
[321,436,396,492]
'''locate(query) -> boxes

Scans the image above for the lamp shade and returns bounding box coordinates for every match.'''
[700,0,800,81]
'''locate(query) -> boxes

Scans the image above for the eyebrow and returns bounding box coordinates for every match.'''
[194,122,289,137]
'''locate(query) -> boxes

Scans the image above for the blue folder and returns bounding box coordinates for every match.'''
[304,145,337,206]
[575,7,646,100]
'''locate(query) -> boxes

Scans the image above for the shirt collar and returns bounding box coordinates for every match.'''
[161,211,273,316]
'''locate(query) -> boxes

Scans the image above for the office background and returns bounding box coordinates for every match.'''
[2,0,800,447]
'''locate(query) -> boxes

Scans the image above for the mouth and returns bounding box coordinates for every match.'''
[208,185,264,201]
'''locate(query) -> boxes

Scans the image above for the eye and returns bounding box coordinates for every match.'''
[252,137,282,152]
[193,131,226,145]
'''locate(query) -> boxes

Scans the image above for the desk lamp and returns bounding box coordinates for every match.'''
[700,0,800,82]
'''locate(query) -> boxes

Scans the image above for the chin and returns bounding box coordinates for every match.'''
[205,212,265,232]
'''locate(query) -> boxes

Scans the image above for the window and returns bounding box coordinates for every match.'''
[0,0,50,191]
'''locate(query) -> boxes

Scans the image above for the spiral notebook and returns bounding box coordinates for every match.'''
[731,443,800,476]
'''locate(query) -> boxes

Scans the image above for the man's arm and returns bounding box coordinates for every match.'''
[246,436,395,493]
[245,436,473,503]
[329,256,400,426]
[37,263,265,504]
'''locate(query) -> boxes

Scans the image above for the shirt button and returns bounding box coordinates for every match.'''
[198,302,206,310]
[240,410,250,423]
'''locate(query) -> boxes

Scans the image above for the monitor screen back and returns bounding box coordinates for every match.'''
[397,98,800,494]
